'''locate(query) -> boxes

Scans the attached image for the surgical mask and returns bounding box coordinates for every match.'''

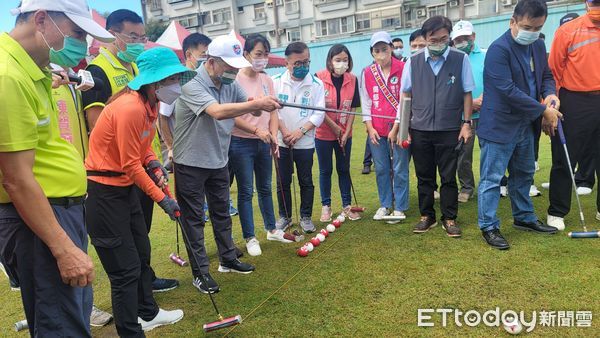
[513,29,540,46]
[117,40,145,63]
[454,40,473,54]
[41,16,88,67]
[332,61,348,76]
[292,65,309,80]
[251,58,269,72]
[410,49,419,55]
[428,43,448,57]
[220,71,237,85]
[196,57,207,67]
[393,48,403,58]
[155,82,182,105]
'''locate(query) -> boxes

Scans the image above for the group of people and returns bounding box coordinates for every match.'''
[0,0,598,336]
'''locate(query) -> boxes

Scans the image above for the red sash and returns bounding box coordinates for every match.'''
[369,64,398,110]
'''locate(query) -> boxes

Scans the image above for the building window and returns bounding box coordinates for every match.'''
[356,13,370,31]
[237,6,244,13]
[212,8,232,24]
[148,0,161,11]
[254,4,266,19]
[285,0,299,13]
[167,0,191,3]
[381,15,400,29]
[177,14,199,28]
[287,28,301,42]
[427,4,446,18]
[315,15,355,37]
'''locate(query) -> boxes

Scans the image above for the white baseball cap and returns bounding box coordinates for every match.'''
[370,31,392,47]
[11,0,114,42]
[207,35,252,69]
[451,20,474,40]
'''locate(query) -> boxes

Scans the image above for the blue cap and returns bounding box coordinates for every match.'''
[128,47,197,90]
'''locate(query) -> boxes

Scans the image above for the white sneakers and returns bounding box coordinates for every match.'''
[386,211,406,224]
[500,186,508,197]
[320,205,332,222]
[138,308,184,331]
[267,229,293,243]
[547,215,565,231]
[433,190,440,200]
[576,187,592,195]
[529,185,541,197]
[373,207,388,220]
[541,182,550,189]
[245,237,262,256]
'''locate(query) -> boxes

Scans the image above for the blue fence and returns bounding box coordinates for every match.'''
[266,3,585,77]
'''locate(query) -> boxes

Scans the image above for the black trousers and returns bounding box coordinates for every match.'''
[574,142,597,188]
[134,186,157,282]
[548,89,600,217]
[86,181,159,338]
[174,163,237,277]
[277,147,315,218]
[363,139,372,166]
[411,129,460,221]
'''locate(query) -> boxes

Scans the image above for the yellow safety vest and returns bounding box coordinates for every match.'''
[52,84,89,161]
[88,47,163,162]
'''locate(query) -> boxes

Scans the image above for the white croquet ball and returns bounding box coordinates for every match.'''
[336,214,346,223]
[303,243,314,252]
[316,233,326,242]
[326,224,336,233]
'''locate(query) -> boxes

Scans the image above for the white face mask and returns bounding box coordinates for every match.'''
[251,58,269,72]
[332,61,349,75]
[393,48,403,58]
[155,82,182,105]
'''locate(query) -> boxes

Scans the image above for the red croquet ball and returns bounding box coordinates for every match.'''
[310,237,321,247]
[332,219,341,228]
[297,246,309,257]
[320,229,329,237]
[401,140,410,149]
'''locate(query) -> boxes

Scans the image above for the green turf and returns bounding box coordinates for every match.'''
[0,121,598,337]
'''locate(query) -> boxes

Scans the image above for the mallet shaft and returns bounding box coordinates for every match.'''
[279,101,398,120]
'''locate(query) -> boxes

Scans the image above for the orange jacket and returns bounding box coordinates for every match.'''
[85,91,164,202]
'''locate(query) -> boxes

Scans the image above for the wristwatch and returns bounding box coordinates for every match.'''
[299,126,308,135]
[462,119,472,126]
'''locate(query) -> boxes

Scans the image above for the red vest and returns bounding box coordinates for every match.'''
[363,57,404,136]
[315,70,357,141]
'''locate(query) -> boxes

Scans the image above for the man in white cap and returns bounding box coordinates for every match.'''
[173,35,281,293]
[0,0,113,336]
[451,20,486,203]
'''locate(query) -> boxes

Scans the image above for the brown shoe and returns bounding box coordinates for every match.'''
[413,216,437,233]
[442,219,462,238]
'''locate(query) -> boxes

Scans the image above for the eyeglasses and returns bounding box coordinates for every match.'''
[116,32,148,43]
[292,60,310,67]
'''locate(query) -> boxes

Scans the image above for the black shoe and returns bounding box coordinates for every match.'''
[235,246,244,258]
[482,229,510,250]
[152,277,179,293]
[218,259,255,274]
[513,219,558,234]
[193,273,219,294]
[361,165,371,174]
[9,278,20,291]
[413,216,437,233]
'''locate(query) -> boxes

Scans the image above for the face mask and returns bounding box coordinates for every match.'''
[195,57,207,68]
[251,58,269,72]
[117,39,145,63]
[155,82,182,105]
[393,48,403,58]
[292,65,309,80]
[220,71,237,85]
[410,49,419,55]
[513,29,540,45]
[428,43,448,57]
[41,16,88,67]
[332,61,348,75]
[454,40,474,54]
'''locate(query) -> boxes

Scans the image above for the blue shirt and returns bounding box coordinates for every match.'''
[400,46,475,94]
[515,44,537,100]
[468,44,486,119]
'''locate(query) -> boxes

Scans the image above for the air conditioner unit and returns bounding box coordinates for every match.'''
[502,0,513,6]
[266,0,274,8]
[275,0,283,5]
[403,6,411,13]
[449,0,459,7]
[416,8,427,18]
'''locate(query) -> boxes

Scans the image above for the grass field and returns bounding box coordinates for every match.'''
[0,121,599,337]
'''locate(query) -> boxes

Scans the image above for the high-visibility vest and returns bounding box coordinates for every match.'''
[52,84,89,160]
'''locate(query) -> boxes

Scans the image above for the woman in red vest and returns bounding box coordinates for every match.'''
[315,44,362,222]
[360,31,410,223]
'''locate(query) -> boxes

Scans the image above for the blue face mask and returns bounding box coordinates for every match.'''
[117,42,145,63]
[292,65,309,80]
[42,17,88,67]
[220,71,237,85]
[513,29,540,46]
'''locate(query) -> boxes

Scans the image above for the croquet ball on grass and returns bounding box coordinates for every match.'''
[310,237,321,247]
[332,219,342,228]
[297,246,309,257]
[326,224,336,233]
[503,318,523,335]
[316,233,326,242]
[320,229,329,237]
[336,214,346,223]
[303,242,314,252]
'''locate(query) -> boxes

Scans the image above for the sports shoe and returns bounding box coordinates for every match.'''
[275,216,292,231]
[90,306,113,327]
[193,273,219,294]
[218,259,255,274]
[152,277,179,293]
[373,207,389,221]
[362,164,371,174]
[413,216,437,233]
[535,161,540,172]
[458,192,471,203]
[529,185,541,197]
[433,190,440,200]
[547,215,565,231]
[320,205,332,222]
[138,308,184,331]
[442,219,462,238]
[576,187,592,196]
[342,206,361,221]
[541,182,550,189]
[386,210,406,224]
[266,229,294,243]
[596,211,600,221]
[500,186,508,197]
[300,217,316,233]
[245,237,262,256]
[229,199,238,216]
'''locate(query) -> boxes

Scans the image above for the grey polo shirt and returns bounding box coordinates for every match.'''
[173,64,247,169]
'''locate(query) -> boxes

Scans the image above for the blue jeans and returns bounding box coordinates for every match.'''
[368,137,410,211]
[229,136,277,238]
[315,138,352,207]
[478,126,538,231]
